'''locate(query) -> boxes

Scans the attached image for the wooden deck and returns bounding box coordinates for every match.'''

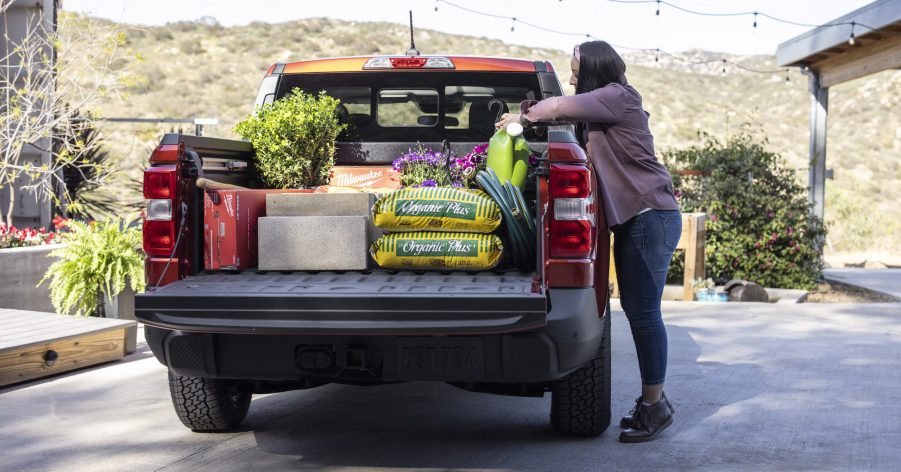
[0,309,137,388]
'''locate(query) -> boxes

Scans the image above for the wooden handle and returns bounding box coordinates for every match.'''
[196,178,247,190]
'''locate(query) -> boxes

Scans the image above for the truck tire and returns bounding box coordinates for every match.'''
[550,306,611,436]
[168,372,251,432]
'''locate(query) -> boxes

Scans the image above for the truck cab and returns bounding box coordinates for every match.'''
[136,55,611,436]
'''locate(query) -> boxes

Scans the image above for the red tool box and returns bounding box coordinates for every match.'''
[203,189,312,271]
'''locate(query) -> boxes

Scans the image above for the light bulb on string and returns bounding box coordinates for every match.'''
[721,59,727,76]
[848,21,856,46]
[434,0,438,12]
[753,12,758,30]
[655,48,659,63]
[785,69,790,85]
[511,17,516,32]
[655,0,660,16]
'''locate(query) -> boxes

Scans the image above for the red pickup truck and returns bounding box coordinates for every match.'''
[135,55,611,436]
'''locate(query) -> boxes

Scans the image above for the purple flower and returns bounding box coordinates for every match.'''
[451,181,463,188]
[420,179,437,187]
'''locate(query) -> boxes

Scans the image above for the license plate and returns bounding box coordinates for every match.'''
[397,338,484,379]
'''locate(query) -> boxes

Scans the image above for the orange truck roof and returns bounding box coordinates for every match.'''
[271,56,554,74]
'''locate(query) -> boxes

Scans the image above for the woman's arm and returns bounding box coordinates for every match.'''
[496,84,629,129]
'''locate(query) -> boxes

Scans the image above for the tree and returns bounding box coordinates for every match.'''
[1,9,130,226]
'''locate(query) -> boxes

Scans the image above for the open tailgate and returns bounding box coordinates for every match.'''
[135,271,547,335]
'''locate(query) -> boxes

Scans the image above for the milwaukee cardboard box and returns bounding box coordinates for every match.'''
[203,189,311,271]
[329,166,401,189]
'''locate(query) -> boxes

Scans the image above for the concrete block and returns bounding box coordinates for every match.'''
[266,192,374,217]
[266,192,381,241]
[258,216,369,271]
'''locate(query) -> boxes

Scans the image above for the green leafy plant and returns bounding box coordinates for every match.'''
[40,216,146,316]
[664,132,826,290]
[233,89,346,189]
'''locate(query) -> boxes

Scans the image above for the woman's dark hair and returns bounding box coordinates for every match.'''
[575,41,626,146]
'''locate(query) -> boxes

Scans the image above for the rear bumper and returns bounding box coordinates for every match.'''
[143,288,605,384]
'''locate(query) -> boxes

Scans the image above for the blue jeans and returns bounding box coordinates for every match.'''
[612,209,681,385]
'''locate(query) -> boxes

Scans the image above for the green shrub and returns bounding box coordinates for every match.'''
[40,216,145,316]
[234,89,346,188]
[664,133,825,290]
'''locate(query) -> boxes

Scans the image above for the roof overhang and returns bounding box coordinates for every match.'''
[776,0,901,68]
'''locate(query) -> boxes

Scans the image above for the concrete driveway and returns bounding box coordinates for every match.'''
[2,301,900,471]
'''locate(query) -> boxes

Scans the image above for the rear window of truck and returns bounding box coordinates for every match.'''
[275,72,543,142]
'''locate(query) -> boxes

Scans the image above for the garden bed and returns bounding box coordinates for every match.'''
[0,244,63,312]
[804,280,898,303]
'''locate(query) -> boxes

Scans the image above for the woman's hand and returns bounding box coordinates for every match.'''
[495,113,522,129]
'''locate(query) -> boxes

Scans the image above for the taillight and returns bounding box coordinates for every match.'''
[143,220,175,256]
[149,144,179,164]
[143,166,176,199]
[143,165,177,257]
[549,164,595,259]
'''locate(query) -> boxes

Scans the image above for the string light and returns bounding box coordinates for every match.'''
[434,0,438,12]
[753,12,758,29]
[433,0,806,78]
[785,68,790,84]
[848,21,856,46]
[607,0,876,32]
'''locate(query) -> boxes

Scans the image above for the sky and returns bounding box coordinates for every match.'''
[63,0,874,56]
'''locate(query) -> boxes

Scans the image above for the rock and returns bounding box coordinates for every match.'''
[725,279,770,303]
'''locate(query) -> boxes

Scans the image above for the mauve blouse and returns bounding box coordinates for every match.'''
[522,82,678,228]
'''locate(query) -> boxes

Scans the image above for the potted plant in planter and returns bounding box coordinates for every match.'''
[234,89,346,189]
[39,216,145,350]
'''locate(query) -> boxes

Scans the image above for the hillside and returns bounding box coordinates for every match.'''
[69,15,901,261]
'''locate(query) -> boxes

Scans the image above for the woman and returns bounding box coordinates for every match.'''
[496,41,681,443]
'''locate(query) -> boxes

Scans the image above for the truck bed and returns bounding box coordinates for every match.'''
[135,271,547,335]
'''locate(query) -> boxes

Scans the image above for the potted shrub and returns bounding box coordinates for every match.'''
[234,89,346,189]
[40,216,145,316]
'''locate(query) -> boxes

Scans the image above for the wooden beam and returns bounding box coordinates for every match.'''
[813,33,901,87]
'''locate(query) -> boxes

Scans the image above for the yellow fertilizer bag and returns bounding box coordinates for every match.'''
[370,232,504,270]
[372,187,501,233]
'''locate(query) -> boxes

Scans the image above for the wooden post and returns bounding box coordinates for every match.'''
[681,213,706,301]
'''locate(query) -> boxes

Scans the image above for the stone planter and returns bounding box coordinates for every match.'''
[0,244,63,312]
[103,283,138,354]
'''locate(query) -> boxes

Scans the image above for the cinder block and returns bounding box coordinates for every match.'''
[258,216,369,271]
[266,192,381,241]
[266,192,375,217]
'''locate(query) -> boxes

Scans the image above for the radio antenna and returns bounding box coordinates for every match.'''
[406,10,420,56]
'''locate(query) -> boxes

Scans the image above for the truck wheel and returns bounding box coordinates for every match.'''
[168,372,251,432]
[550,307,611,436]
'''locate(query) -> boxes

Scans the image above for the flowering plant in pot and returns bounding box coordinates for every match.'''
[448,143,489,188]
[39,215,145,317]
[392,145,456,188]
[234,89,346,189]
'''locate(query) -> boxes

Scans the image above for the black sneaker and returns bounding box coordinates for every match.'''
[619,397,674,443]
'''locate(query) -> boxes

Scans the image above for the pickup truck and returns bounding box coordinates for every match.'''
[135,54,612,436]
